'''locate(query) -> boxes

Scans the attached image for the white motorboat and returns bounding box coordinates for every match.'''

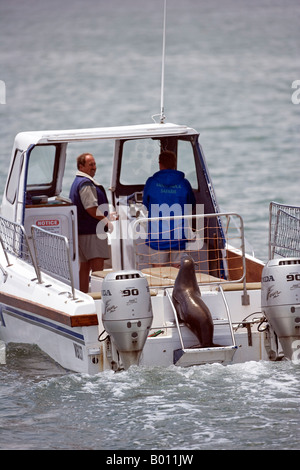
[0,122,299,373]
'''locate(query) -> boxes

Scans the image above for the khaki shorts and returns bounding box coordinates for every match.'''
[146,246,183,265]
[78,234,110,263]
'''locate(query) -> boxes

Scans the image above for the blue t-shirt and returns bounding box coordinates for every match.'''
[143,169,196,250]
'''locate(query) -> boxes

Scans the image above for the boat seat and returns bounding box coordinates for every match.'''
[141,267,221,286]
[88,292,102,300]
[221,282,261,291]
[92,267,221,287]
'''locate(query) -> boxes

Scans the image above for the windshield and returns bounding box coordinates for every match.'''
[119,137,198,190]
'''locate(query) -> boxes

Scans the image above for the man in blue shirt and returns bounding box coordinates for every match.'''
[143,150,196,266]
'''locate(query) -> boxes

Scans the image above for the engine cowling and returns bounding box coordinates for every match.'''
[101,271,153,369]
[261,258,300,361]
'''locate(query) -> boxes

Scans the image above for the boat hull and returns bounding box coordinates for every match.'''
[0,267,272,373]
[0,258,103,374]
[0,303,102,374]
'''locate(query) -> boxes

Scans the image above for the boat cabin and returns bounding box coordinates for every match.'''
[1,123,260,292]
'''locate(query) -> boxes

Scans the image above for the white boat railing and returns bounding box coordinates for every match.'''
[269,202,300,259]
[165,288,237,367]
[31,225,76,299]
[133,211,245,277]
[166,286,236,347]
[0,215,36,269]
[0,215,76,299]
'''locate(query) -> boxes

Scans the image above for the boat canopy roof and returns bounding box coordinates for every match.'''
[13,123,198,149]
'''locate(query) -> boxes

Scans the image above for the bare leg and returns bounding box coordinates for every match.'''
[90,258,104,273]
[79,261,91,293]
[79,258,105,293]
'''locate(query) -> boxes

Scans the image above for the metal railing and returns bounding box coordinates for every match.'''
[0,215,36,268]
[0,215,76,299]
[165,285,236,349]
[31,225,76,298]
[132,211,247,289]
[269,202,300,259]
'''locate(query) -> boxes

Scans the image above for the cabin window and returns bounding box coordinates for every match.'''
[120,139,160,185]
[6,149,24,204]
[27,145,56,185]
[177,140,198,190]
[26,144,59,196]
[119,138,198,189]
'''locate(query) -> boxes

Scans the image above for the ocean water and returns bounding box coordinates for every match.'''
[1,344,300,451]
[0,0,299,451]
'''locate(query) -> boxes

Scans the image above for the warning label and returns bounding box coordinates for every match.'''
[36,219,59,227]
[36,219,60,234]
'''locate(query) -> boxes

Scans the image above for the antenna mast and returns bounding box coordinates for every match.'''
[160,0,167,123]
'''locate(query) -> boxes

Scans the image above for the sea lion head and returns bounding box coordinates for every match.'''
[174,254,199,292]
[180,253,194,268]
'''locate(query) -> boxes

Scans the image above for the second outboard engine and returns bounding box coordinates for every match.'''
[101,271,153,370]
[261,258,300,361]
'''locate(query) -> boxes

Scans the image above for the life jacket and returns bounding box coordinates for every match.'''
[69,175,108,235]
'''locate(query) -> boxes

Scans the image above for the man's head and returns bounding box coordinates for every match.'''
[77,153,96,178]
[159,150,177,170]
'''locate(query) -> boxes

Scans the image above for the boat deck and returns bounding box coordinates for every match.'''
[92,267,261,290]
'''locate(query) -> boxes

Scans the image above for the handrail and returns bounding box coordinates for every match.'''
[31,225,76,299]
[0,215,76,299]
[269,202,300,259]
[132,211,249,303]
[0,215,39,277]
[165,289,184,349]
[218,284,236,347]
[165,286,236,351]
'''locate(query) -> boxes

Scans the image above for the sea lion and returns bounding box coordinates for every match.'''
[172,254,215,347]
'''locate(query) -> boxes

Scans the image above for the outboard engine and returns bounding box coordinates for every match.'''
[261,258,300,361]
[101,271,153,370]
